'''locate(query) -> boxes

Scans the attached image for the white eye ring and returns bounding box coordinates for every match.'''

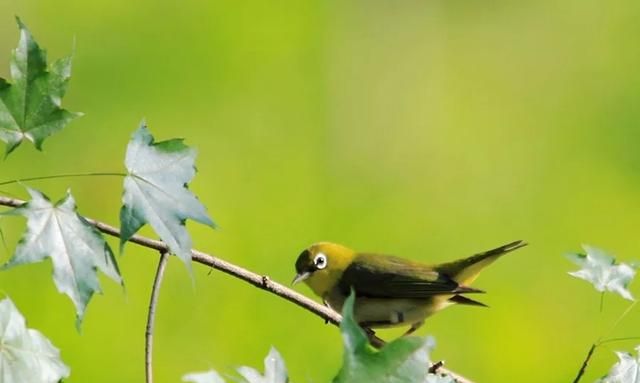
[314,253,327,269]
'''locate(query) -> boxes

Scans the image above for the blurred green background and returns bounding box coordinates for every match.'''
[1,1,639,382]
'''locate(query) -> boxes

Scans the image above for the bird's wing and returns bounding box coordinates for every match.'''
[337,253,480,299]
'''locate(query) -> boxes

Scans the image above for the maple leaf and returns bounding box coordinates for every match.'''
[334,293,455,383]
[237,348,288,383]
[0,18,82,156]
[567,245,637,301]
[120,123,215,270]
[1,188,122,326]
[0,297,70,383]
[598,346,640,383]
[182,348,287,383]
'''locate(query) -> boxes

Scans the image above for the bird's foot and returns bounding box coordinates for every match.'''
[363,328,386,349]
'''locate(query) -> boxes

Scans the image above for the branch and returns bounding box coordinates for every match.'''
[572,343,596,383]
[0,195,472,383]
[145,251,169,383]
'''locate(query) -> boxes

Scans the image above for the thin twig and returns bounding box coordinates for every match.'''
[440,366,472,383]
[572,343,596,383]
[0,195,472,383]
[600,301,638,341]
[145,251,169,383]
[598,336,640,346]
[0,172,126,186]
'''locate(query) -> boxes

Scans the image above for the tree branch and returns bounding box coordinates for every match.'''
[0,195,472,383]
[572,343,596,383]
[145,251,169,383]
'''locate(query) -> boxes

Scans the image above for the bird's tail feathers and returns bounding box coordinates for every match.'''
[449,294,488,307]
[452,285,485,294]
[438,240,527,286]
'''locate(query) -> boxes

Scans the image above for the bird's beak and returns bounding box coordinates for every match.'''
[292,272,310,285]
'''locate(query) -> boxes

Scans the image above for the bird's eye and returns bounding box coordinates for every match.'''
[314,253,327,269]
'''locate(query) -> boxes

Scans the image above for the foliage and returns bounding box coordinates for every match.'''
[598,346,640,383]
[183,296,454,383]
[237,348,288,383]
[567,245,637,301]
[0,17,81,156]
[183,348,287,383]
[334,293,454,383]
[566,245,639,383]
[0,188,122,326]
[120,123,215,271]
[0,297,70,383]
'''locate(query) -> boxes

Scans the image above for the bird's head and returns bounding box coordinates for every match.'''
[292,242,355,297]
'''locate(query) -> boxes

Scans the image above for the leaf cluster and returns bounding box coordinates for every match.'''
[183,294,455,383]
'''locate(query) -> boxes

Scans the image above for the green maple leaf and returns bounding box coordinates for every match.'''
[182,348,288,383]
[0,297,70,383]
[598,346,640,383]
[567,245,637,301]
[0,188,122,326]
[334,293,454,383]
[0,18,82,156]
[120,123,215,270]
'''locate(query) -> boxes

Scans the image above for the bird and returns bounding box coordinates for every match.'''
[292,240,527,335]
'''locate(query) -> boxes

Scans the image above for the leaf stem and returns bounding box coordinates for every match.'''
[0,172,126,186]
[0,219,8,258]
[600,301,638,341]
[145,251,169,383]
[598,336,640,346]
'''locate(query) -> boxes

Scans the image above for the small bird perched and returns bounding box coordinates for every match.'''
[293,240,527,335]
